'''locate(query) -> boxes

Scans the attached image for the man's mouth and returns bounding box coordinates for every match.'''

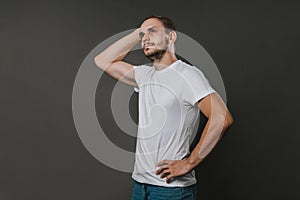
[143,43,154,49]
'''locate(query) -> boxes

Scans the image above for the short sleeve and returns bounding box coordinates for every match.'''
[132,65,151,92]
[132,66,140,92]
[183,66,216,106]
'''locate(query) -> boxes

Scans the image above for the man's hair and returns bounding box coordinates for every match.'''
[139,16,176,32]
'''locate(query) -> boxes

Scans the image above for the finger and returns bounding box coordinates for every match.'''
[160,170,171,179]
[166,174,173,184]
[156,165,169,175]
[157,160,170,167]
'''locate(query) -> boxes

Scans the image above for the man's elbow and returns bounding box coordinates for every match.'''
[94,55,107,71]
[225,111,234,129]
[214,111,233,130]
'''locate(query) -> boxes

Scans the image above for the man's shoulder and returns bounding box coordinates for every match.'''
[133,64,152,69]
[133,64,153,72]
[176,60,200,75]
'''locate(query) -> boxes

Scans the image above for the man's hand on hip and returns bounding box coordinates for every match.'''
[156,158,193,184]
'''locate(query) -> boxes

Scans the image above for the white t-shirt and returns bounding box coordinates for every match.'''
[132,60,215,187]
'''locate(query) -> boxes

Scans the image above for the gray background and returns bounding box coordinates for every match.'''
[1,0,299,199]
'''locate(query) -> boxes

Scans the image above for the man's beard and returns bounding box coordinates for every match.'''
[145,49,167,61]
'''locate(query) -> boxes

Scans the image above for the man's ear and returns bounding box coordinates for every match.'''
[168,31,177,43]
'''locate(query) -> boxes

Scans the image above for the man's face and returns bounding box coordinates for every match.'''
[139,18,170,60]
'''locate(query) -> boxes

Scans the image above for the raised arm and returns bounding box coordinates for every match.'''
[94,29,141,87]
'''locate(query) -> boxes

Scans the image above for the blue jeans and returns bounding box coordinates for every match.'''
[131,180,197,200]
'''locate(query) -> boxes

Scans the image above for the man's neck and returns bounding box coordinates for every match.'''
[152,53,178,71]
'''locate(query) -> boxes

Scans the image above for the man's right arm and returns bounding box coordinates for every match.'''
[94,29,140,87]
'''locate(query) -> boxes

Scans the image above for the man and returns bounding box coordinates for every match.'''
[94,16,233,200]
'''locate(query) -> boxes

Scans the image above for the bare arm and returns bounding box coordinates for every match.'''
[94,29,141,87]
[186,92,234,168]
[156,92,234,183]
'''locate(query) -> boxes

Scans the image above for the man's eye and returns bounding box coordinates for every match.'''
[139,32,145,38]
[149,28,157,32]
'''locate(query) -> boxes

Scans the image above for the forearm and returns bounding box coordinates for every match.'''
[186,114,232,169]
[94,29,140,70]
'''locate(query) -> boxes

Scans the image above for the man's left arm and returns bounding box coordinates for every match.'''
[156,92,234,183]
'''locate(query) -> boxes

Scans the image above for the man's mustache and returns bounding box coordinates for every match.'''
[143,43,155,48]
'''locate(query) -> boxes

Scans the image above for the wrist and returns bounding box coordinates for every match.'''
[132,28,141,41]
[182,158,194,172]
[186,156,203,170]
